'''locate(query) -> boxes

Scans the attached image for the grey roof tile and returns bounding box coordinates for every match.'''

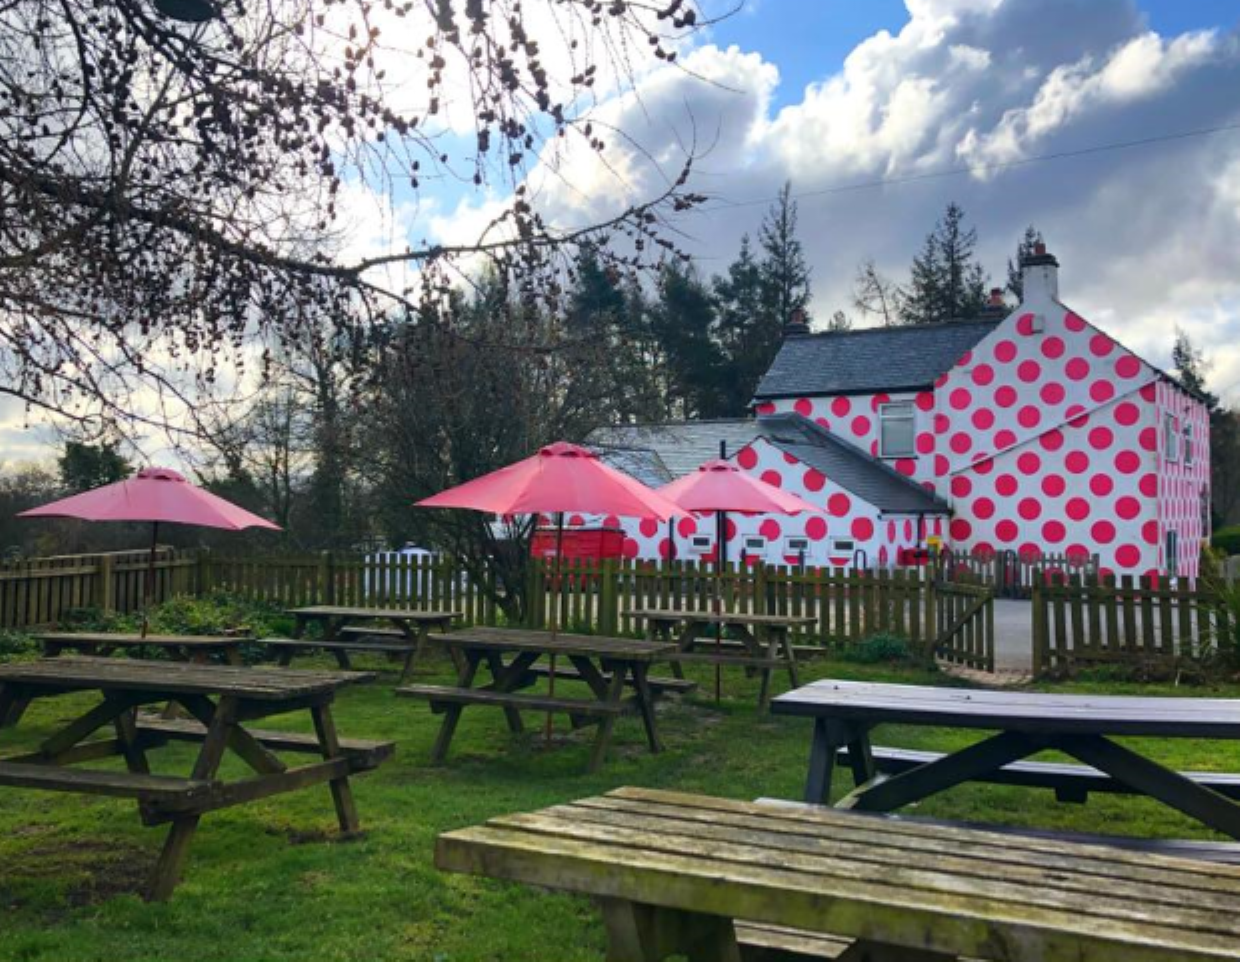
[587,420,763,483]
[754,320,1001,400]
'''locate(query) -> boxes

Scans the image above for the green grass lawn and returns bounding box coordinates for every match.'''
[3,647,1240,961]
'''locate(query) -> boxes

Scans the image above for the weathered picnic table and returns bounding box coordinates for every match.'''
[623,607,812,707]
[774,678,1240,841]
[436,786,1240,961]
[274,605,461,679]
[33,631,246,665]
[0,657,392,900]
[397,626,676,772]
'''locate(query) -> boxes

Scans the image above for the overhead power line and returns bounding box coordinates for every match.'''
[699,120,1240,212]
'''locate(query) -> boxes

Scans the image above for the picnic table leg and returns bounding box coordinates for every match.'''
[600,899,742,962]
[1057,733,1240,840]
[0,683,31,729]
[484,652,526,734]
[311,703,360,834]
[148,695,237,901]
[430,651,481,764]
[776,628,800,689]
[588,666,630,774]
[629,663,663,754]
[806,718,841,805]
[749,628,776,709]
[113,704,151,775]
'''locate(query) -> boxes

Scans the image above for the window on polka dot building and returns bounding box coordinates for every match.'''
[1183,422,1194,466]
[831,537,856,553]
[878,402,915,458]
[1163,413,1180,463]
[743,536,766,554]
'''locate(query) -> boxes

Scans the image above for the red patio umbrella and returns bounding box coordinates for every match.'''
[415,441,683,738]
[20,467,280,635]
[659,456,825,702]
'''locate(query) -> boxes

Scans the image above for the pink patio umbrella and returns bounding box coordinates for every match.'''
[20,467,280,635]
[415,441,683,738]
[659,456,825,702]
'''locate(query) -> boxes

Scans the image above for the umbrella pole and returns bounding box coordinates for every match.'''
[715,510,726,704]
[545,512,565,744]
[142,521,159,639]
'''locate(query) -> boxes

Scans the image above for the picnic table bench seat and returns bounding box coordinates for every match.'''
[436,786,1240,962]
[336,625,408,641]
[0,760,212,803]
[838,744,1240,804]
[399,683,630,717]
[133,716,395,770]
[521,664,697,696]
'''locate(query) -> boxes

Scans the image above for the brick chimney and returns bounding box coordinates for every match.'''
[783,307,811,338]
[979,287,1008,319]
[1020,241,1059,303]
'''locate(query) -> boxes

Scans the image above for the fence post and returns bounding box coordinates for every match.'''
[96,553,116,613]
[754,563,768,616]
[1031,581,1046,677]
[319,551,335,606]
[196,548,213,597]
[599,559,618,636]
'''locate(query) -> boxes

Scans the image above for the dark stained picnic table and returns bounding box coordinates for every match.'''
[773,678,1240,840]
[623,607,813,708]
[0,657,392,899]
[33,631,245,664]
[398,626,677,772]
[436,786,1240,962]
[278,605,461,678]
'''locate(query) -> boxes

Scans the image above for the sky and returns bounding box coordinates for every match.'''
[4,0,1240,467]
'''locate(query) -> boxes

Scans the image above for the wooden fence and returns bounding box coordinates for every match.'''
[1032,573,1233,676]
[0,549,199,630]
[938,549,1098,599]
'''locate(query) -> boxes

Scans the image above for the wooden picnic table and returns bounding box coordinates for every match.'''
[280,605,461,678]
[773,678,1240,841]
[623,607,814,708]
[0,657,391,900]
[436,786,1240,961]
[397,626,676,772]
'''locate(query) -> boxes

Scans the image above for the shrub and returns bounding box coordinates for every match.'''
[1213,526,1240,557]
[0,630,35,659]
[840,633,915,664]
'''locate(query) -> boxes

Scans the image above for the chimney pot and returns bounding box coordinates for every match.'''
[1019,240,1059,302]
[988,288,1004,305]
[1034,241,1047,256]
[783,307,811,338]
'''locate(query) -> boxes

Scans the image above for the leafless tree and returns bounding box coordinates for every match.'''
[852,258,904,327]
[0,0,715,439]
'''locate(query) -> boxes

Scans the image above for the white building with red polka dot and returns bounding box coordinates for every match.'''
[588,245,1210,578]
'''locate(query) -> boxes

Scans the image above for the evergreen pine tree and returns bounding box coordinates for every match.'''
[1006,225,1043,302]
[712,234,775,416]
[650,261,726,419]
[900,202,988,324]
[759,182,812,327]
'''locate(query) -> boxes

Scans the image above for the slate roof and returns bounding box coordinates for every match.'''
[757,414,948,514]
[586,415,948,514]
[587,420,765,486]
[753,319,1001,400]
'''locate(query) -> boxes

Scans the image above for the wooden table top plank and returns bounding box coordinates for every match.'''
[32,632,245,648]
[428,626,676,662]
[772,679,1240,737]
[577,792,1240,896]
[623,607,817,627]
[435,788,1240,960]
[0,657,374,700]
[288,606,460,621]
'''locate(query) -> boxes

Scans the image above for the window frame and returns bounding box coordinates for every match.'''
[830,537,856,553]
[1164,413,1180,463]
[877,401,917,459]
[1183,422,1194,466]
[743,536,767,553]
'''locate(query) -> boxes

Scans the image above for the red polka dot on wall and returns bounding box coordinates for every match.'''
[1089,474,1114,497]
[806,516,828,540]
[815,417,831,430]
[996,474,1019,496]
[994,386,1018,408]
[971,364,995,387]
[1040,382,1066,405]
[1065,357,1090,381]
[916,391,935,411]
[851,517,875,540]
[759,518,782,539]
[973,496,996,519]
[1065,451,1090,474]
[1064,311,1087,332]
[972,408,995,430]
[1139,473,1157,497]
[950,432,972,454]
[1091,520,1116,544]
[974,457,995,475]
[1139,427,1156,452]
[831,396,851,417]
[760,469,783,488]
[950,388,972,410]
[994,340,1017,363]
[803,468,826,492]
[622,538,640,558]
[639,518,659,537]
[1017,360,1041,383]
[1088,426,1113,450]
[951,475,972,498]
[1140,382,1156,402]
[1043,520,1066,543]
[935,454,950,476]
[870,393,891,411]
[737,446,758,469]
[1114,450,1141,474]
[782,451,799,465]
[996,519,1019,543]
[794,397,813,416]
[1041,336,1066,359]
[1089,334,1114,357]
[1016,314,1037,336]
[851,415,871,436]
[1066,497,1091,521]
[934,413,950,435]
[950,518,972,540]
[1142,519,1158,544]
[1041,474,1066,497]
[994,429,1017,450]
[677,516,698,537]
[1039,429,1065,452]
[1116,496,1141,521]
[1017,406,1041,429]
[1115,355,1142,379]
[1089,380,1115,404]
[1018,498,1042,520]
[916,432,935,455]
[896,459,916,476]
[828,493,851,517]
[956,351,973,368]
[1115,544,1141,568]
[1113,401,1140,426]
[1017,451,1041,475]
